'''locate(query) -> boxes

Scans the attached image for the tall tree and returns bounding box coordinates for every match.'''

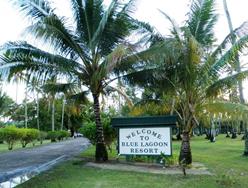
[0,0,149,162]
[0,90,15,121]
[223,0,248,155]
[125,0,248,164]
[223,0,244,103]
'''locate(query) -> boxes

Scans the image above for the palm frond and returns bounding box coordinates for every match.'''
[70,0,104,45]
[70,0,88,41]
[212,21,248,57]
[11,0,53,21]
[206,70,248,97]
[132,21,164,45]
[209,35,248,75]
[103,44,130,74]
[187,0,217,46]
[42,82,78,95]
[97,1,137,56]
[203,101,248,114]
[0,41,84,82]
[90,0,118,49]
[159,10,182,42]
[121,68,159,88]
[67,91,89,104]
[26,14,89,63]
[115,40,173,74]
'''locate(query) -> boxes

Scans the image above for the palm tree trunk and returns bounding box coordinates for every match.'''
[244,127,248,156]
[179,104,193,165]
[37,93,40,130]
[179,131,192,165]
[52,99,55,131]
[223,0,244,103]
[15,82,18,104]
[61,97,65,130]
[92,93,108,162]
[24,86,28,128]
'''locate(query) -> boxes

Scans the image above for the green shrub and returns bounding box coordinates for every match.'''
[39,131,48,144]
[57,130,70,141]
[1,126,22,150]
[79,122,96,144]
[161,154,178,167]
[47,130,69,142]
[20,128,40,148]
[103,121,117,151]
[79,121,117,151]
[47,131,59,142]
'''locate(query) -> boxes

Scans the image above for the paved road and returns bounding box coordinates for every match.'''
[0,137,90,182]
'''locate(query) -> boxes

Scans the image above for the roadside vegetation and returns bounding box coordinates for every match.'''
[0,126,69,151]
[0,138,50,153]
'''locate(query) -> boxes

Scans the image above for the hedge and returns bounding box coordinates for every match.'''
[39,131,48,144]
[79,121,116,151]
[0,126,45,150]
[20,128,40,148]
[1,126,22,150]
[47,130,70,142]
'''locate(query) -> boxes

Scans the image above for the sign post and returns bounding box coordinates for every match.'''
[111,116,177,156]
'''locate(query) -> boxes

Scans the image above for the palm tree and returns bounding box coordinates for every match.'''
[0,90,15,121]
[24,83,28,128]
[223,0,244,103]
[223,0,248,155]
[61,95,66,131]
[124,0,248,164]
[42,79,88,132]
[0,0,147,162]
[27,79,42,130]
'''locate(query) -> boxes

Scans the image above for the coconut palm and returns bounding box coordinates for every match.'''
[26,78,42,130]
[124,0,248,164]
[0,0,147,161]
[223,0,248,154]
[42,80,87,131]
[0,90,15,120]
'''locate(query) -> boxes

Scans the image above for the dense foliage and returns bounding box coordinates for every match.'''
[20,128,40,148]
[47,130,70,142]
[0,126,44,150]
[0,126,22,150]
[79,108,117,151]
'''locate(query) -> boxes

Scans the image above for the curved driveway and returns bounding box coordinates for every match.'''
[0,137,90,182]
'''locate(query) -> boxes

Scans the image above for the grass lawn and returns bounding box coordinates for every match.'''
[0,140,51,153]
[17,135,248,188]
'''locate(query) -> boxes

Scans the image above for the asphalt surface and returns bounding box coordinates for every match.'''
[0,137,90,182]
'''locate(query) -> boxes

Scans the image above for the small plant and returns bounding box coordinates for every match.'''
[216,174,239,187]
[161,153,178,167]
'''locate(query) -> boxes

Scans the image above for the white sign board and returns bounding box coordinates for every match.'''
[119,127,171,155]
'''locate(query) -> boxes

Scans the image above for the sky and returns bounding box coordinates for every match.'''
[0,0,248,103]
